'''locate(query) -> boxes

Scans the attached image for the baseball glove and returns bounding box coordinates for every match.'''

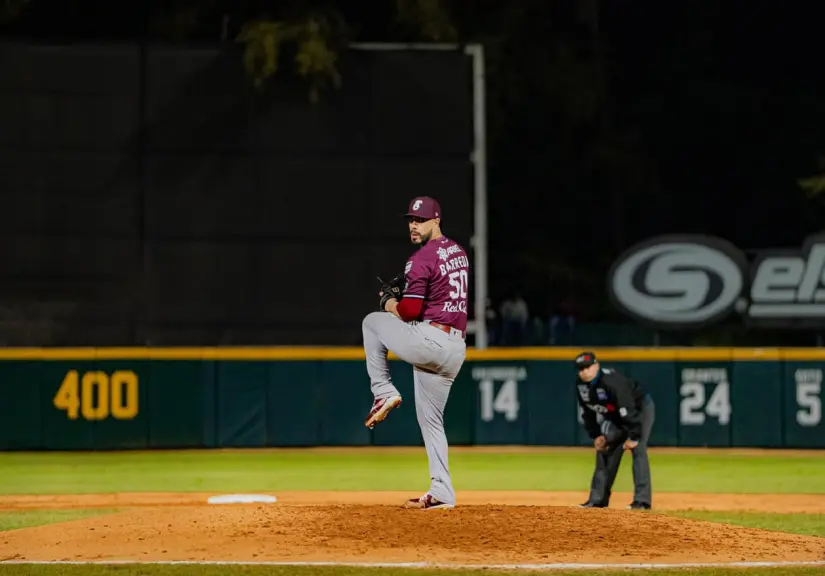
[378,273,406,310]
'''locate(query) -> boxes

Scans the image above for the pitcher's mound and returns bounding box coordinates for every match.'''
[2,503,823,566]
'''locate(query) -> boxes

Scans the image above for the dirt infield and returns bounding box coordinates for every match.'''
[3,491,825,513]
[1,491,824,566]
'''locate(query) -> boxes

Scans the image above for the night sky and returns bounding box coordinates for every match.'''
[3,0,824,325]
[486,1,825,318]
[602,1,825,249]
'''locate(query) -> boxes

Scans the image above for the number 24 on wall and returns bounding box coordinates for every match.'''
[680,381,731,425]
[53,370,139,421]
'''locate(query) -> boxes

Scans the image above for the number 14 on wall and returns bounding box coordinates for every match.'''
[474,366,526,423]
[479,379,520,422]
[53,370,139,421]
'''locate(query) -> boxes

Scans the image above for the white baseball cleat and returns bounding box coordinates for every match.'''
[364,395,402,429]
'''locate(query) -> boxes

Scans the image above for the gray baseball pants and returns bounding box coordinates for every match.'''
[362,311,467,505]
[587,395,656,507]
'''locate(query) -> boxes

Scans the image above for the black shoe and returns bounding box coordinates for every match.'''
[626,501,651,510]
[579,501,607,508]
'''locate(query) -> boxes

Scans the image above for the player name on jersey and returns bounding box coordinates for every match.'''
[439,255,469,276]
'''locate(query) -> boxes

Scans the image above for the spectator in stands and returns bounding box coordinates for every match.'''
[500,291,530,346]
[484,297,500,346]
[550,294,577,345]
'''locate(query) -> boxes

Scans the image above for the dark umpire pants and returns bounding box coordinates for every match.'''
[587,394,655,507]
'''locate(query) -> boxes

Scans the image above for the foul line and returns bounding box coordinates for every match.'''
[3,560,825,571]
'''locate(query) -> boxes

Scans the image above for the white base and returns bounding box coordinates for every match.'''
[207,494,277,505]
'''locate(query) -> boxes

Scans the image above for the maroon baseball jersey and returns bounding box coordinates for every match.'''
[403,236,470,332]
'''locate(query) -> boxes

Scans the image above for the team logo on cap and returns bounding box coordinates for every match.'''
[412,200,422,211]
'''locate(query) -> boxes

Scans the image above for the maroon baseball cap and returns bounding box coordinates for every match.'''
[405,196,441,220]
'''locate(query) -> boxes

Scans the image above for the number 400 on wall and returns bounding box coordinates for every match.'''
[53,370,139,421]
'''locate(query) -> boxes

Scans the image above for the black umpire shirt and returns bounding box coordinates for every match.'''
[576,368,647,442]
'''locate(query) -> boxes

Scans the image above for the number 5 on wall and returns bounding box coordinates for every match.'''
[53,370,139,421]
[797,381,822,427]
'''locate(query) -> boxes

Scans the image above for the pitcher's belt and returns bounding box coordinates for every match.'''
[426,320,464,339]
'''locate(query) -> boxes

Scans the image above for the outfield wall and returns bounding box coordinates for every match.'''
[0,347,822,450]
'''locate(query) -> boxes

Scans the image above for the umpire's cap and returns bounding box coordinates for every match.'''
[574,351,598,369]
[405,196,441,220]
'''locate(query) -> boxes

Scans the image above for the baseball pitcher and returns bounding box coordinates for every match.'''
[361,196,469,510]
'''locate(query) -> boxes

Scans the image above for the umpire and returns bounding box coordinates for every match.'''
[574,351,656,510]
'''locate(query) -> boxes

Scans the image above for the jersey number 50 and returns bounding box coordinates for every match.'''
[448,270,468,299]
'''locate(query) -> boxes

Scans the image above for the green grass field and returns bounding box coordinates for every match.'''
[0,447,823,576]
[0,508,120,531]
[1,448,824,494]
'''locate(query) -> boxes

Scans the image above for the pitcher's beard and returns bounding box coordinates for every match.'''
[411,231,430,245]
